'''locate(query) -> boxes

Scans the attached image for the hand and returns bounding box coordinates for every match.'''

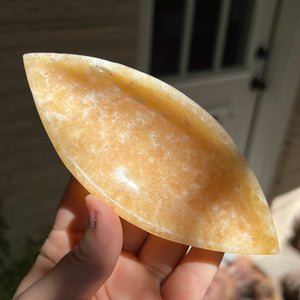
[13,177,223,300]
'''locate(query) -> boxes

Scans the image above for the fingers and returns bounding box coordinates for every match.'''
[121,218,149,253]
[161,248,224,300]
[15,195,122,300]
[54,176,89,234]
[138,235,188,283]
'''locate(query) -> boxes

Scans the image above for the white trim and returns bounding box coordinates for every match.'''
[213,0,232,70]
[136,0,155,72]
[246,0,300,198]
[179,0,196,76]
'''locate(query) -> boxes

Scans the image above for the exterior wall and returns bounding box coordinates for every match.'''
[1,0,139,261]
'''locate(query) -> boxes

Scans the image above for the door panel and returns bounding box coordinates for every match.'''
[173,72,255,152]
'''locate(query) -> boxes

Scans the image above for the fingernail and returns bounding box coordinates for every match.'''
[87,206,96,228]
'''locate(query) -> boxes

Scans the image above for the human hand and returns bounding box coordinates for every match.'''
[13,176,223,300]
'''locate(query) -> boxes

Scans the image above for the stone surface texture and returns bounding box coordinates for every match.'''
[24,53,278,254]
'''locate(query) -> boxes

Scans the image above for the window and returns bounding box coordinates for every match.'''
[149,0,255,77]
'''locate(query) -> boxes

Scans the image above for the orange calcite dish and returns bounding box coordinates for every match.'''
[24,53,279,254]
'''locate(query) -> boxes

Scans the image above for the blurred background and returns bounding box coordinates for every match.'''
[0,0,299,298]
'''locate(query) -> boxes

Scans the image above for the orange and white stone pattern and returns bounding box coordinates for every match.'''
[24,53,279,254]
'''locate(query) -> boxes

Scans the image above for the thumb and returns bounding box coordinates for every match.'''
[18,195,123,300]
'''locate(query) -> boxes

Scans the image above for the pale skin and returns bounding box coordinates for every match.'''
[13,177,223,300]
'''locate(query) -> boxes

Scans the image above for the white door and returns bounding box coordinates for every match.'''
[138,0,278,154]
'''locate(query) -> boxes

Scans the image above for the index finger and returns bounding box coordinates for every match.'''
[53,176,89,233]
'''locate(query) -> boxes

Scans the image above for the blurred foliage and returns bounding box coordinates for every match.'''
[0,199,44,299]
[0,237,42,299]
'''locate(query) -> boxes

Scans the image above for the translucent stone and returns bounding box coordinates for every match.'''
[24,53,279,254]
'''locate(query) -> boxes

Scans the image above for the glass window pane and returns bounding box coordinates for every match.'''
[150,0,185,77]
[222,0,255,67]
[189,0,221,72]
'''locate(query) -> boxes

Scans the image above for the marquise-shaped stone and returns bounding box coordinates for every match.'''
[24,53,279,254]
